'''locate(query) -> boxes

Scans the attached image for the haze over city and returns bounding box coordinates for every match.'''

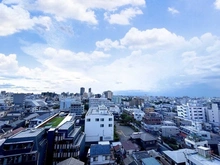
[1,0,220,97]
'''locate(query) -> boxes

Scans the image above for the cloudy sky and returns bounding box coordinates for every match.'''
[0,0,220,96]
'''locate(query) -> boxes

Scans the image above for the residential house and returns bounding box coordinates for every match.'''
[89,144,115,165]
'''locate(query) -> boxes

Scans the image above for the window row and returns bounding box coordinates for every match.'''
[87,118,113,122]
[100,124,112,127]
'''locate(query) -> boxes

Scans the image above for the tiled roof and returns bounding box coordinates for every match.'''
[121,140,139,150]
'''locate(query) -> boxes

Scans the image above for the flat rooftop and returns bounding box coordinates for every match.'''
[86,107,112,116]
[58,121,74,130]
[10,128,45,139]
[188,153,220,165]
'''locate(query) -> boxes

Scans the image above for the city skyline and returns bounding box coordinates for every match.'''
[1,0,220,97]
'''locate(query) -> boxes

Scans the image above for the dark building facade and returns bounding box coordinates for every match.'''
[0,128,47,165]
[47,121,85,165]
[88,88,92,93]
[80,87,85,96]
[70,102,84,116]
[13,94,26,107]
[142,112,162,125]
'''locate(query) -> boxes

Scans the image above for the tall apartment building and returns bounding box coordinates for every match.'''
[177,103,206,122]
[0,128,47,165]
[88,88,92,93]
[47,121,85,165]
[103,91,113,100]
[85,105,114,142]
[207,102,220,125]
[80,87,85,96]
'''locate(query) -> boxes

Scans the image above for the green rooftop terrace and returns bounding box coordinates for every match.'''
[41,117,64,128]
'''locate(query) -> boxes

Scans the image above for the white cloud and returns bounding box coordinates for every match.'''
[0,53,18,73]
[84,0,145,10]
[168,7,179,14]
[91,30,220,92]
[34,0,145,24]
[104,7,143,25]
[1,0,145,32]
[120,27,185,49]
[22,45,110,70]
[214,0,220,9]
[2,27,220,93]
[96,39,124,51]
[35,0,98,24]
[97,27,186,51]
[0,3,51,36]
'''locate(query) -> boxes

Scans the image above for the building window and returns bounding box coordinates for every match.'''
[100,124,104,127]
[95,118,99,121]
[93,157,98,161]
[109,124,112,127]
[87,118,90,122]
[109,118,112,121]
[101,118,104,121]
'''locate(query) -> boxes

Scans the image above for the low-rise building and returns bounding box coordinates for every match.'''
[180,126,211,140]
[161,126,180,137]
[142,112,162,125]
[185,146,220,165]
[185,135,209,149]
[163,148,196,165]
[88,144,115,165]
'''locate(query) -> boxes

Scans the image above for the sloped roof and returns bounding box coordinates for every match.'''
[121,140,139,151]
[57,157,84,165]
[163,149,195,163]
[90,144,111,156]
[140,133,157,141]
[24,113,39,120]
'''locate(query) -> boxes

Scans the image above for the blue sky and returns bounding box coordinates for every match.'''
[0,0,220,96]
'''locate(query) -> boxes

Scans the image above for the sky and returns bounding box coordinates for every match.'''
[0,0,220,97]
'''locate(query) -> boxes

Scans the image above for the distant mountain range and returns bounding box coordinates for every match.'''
[113,90,148,96]
[113,84,220,97]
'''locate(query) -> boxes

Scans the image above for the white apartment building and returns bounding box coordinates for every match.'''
[177,103,206,122]
[85,105,114,142]
[89,98,114,108]
[207,102,220,126]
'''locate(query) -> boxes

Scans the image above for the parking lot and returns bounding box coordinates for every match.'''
[115,122,135,141]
